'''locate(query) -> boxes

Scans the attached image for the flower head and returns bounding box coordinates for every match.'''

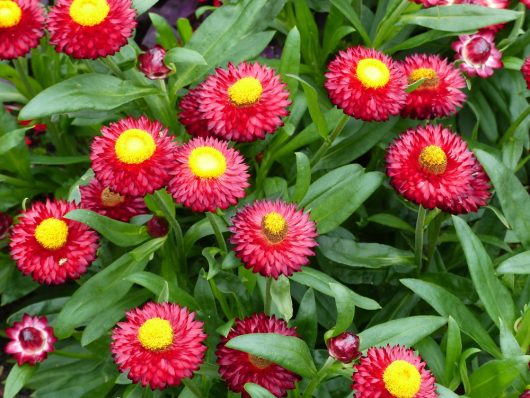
[353,345,438,398]
[385,124,490,214]
[111,302,207,390]
[9,200,99,284]
[452,31,502,78]
[520,390,530,398]
[138,45,172,80]
[47,0,136,59]
[328,332,361,363]
[401,54,467,120]
[325,46,407,121]
[168,137,250,212]
[179,62,291,142]
[178,86,210,138]
[5,314,56,365]
[80,178,147,222]
[90,116,176,196]
[229,200,318,278]
[0,0,45,60]
[521,56,530,89]
[216,313,300,398]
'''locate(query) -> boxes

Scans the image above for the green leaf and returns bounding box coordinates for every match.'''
[19,74,158,119]
[293,0,321,69]
[291,288,317,348]
[65,209,150,247]
[54,238,166,338]
[330,0,371,45]
[367,213,415,233]
[132,0,158,14]
[226,333,317,377]
[286,74,328,140]
[300,165,383,234]
[452,216,515,328]
[279,27,301,97]
[270,275,293,321]
[401,278,501,357]
[475,150,530,248]
[443,317,462,387]
[318,235,415,268]
[499,319,522,358]
[4,364,36,398]
[400,5,521,32]
[244,383,276,398]
[218,31,275,66]
[291,152,311,204]
[165,47,207,66]
[149,13,178,49]
[329,282,355,336]
[469,358,527,398]
[359,316,447,350]
[0,128,26,154]
[30,155,90,165]
[435,384,461,398]
[176,18,193,45]
[497,251,530,274]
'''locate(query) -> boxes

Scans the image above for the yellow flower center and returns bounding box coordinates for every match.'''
[419,145,447,175]
[100,187,125,207]
[383,360,422,398]
[356,58,390,89]
[188,146,227,178]
[409,67,440,89]
[69,0,110,27]
[248,354,273,369]
[261,211,288,243]
[228,77,263,106]
[137,317,173,351]
[0,0,22,28]
[34,218,69,250]
[114,129,156,165]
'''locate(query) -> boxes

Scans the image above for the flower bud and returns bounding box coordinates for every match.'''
[138,45,171,80]
[520,390,530,398]
[0,212,13,240]
[147,216,169,237]
[327,332,360,363]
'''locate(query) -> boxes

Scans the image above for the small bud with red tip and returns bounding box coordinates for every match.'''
[138,45,172,80]
[147,216,169,237]
[327,332,361,363]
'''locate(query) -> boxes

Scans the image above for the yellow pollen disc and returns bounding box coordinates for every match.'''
[137,317,173,351]
[69,0,110,27]
[409,67,439,89]
[0,0,22,28]
[356,58,390,89]
[383,360,422,398]
[114,129,156,165]
[34,218,69,250]
[419,145,447,175]
[248,354,273,369]
[261,211,288,243]
[228,77,263,106]
[188,146,227,178]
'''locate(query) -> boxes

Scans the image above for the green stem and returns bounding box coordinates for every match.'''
[255,153,272,197]
[13,58,35,98]
[310,113,349,167]
[500,105,530,145]
[415,205,427,273]
[52,350,98,360]
[206,212,227,254]
[426,212,443,269]
[209,278,233,320]
[302,357,336,398]
[264,277,272,315]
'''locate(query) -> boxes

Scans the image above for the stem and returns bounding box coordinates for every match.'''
[13,58,35,98]
[310,113,349,167]
[206,212,227,254]
[302,357,336,398]
[426,212,443,269]
[264,277,272,315]
[415,205,427,273]
[500,105,530,145]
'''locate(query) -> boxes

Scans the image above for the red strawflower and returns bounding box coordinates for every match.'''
[521,56,530,89]
[5,314,56,365]
[0,0,44,60]
[385,124,491,214]
[80,178,147,222]
[0,212,13,240]
[111,302,207,390]
[353,345,438,398]
[325,46,407,121]
[9,200,99,284]
[180,62,291,142]
[328,332,361,364]
[216,313,300,398]
[138,45,172,80]
[178,86,210,138]
[47,0,136,59]
[520,391,530,398]
[168,137,250,212]
[452,31,502,78]
[401,54,467,120]
[522,0,530,8]
[90,116,177,196]
[229,200,318,279]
